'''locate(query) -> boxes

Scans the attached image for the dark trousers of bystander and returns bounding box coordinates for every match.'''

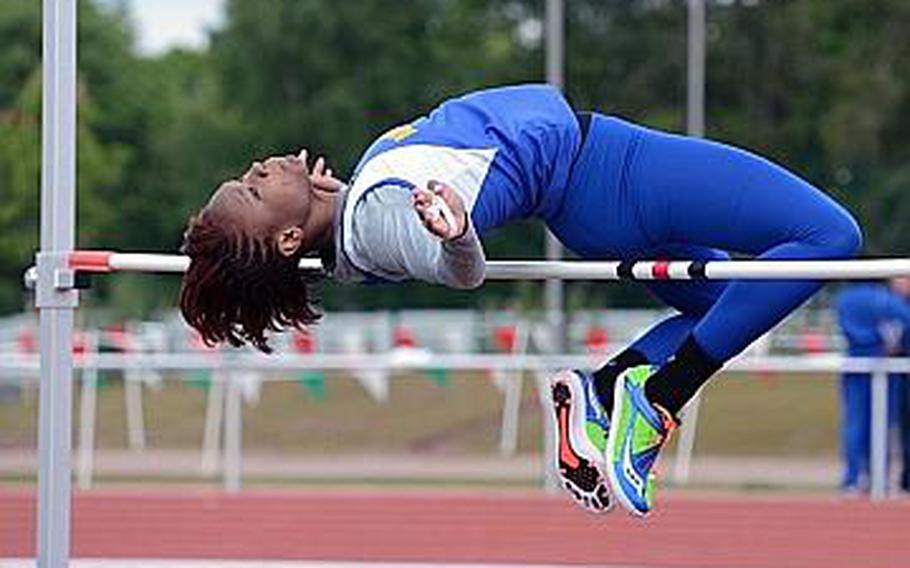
[901,364,910,492]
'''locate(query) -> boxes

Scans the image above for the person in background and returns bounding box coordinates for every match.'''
[835,277,910,492]
[900,299,910,493]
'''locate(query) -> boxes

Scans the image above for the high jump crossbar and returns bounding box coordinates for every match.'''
[22,251,910,289]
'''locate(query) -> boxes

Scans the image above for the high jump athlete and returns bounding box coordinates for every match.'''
[179,84,862,517]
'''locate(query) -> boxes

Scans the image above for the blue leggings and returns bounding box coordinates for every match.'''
[548,115,862,363]
[840,365,903,488]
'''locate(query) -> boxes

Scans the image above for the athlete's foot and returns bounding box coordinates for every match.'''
[605,365,678,517]
[549,369,613,514]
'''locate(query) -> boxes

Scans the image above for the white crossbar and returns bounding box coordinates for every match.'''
[483,258,910,280]
[21,253,910,288]
[70,251,910,280]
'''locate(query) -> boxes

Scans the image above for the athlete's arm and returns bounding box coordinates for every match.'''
[349,182,486,289]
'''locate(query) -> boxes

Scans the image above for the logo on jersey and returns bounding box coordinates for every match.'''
[382,123,418,142]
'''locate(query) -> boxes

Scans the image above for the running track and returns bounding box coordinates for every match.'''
[2,489,908,567]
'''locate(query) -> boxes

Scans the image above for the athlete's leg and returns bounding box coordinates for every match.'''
[635,131,862,360]
[594,246,729,413]
[630,127,862,415]
[634,245,731,363]
[605,123,861,516]
[593,316,693,415]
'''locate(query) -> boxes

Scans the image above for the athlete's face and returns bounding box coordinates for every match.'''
[205,154,339,254]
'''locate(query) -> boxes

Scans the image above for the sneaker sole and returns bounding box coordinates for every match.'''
[605,373,649,518]
[550,373,612,514]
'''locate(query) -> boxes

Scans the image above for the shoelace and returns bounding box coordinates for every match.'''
[653,404,680,446]
[649,404,680,479]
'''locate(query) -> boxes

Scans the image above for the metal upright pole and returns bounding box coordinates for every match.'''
[223,372,243,493]
[870,366,889,501]
[545,0,565,348]
[36,0,78,566]
[673,0,707,485]
[545,0,565,89]
[77,332,99,490]
[540,0,565,493]
[687,0,706,138]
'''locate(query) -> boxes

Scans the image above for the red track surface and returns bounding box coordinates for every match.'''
[2,488,909,567]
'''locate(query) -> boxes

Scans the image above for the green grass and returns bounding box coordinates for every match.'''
[0,369,841,458]
[686,371,839,458]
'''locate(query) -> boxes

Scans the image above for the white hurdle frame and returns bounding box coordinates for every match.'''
[12,352,907,495]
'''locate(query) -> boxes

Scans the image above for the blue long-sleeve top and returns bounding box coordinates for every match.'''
[836,284,910,355]
[330,84,581,287]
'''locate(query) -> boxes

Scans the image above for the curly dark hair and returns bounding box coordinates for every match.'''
[179,204,324,353]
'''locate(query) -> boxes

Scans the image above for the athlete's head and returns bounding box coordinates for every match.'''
[180,153,342,353]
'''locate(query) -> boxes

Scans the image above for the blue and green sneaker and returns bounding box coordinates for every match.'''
[605,365,678,517]
[549,369,612,513]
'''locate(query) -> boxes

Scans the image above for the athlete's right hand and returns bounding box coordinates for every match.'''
[298,149,345,193]
[412,180,468,241]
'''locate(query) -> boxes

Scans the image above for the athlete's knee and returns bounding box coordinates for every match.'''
[827,209,863,257]
[813,205,863,257]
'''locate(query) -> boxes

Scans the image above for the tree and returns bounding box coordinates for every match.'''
[0,1,134,314]
[4,0,908,317]
[705,0,910,254]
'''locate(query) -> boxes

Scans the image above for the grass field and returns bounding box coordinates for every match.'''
[0,369,840,458]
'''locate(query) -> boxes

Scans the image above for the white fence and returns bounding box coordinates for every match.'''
[2,351,907,500]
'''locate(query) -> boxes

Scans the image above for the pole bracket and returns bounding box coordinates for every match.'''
[35,251,79,308]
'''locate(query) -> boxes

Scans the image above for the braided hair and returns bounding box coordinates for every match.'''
[179,203,324,353]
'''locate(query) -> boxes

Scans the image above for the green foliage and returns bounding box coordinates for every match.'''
[210,0,540,173]
[0,74,40,312]
[0,1,132,312]
[705,0,910,254]
[0,0,908,317]
[565,0,687,127]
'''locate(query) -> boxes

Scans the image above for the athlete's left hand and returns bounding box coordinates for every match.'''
[412,180,468,240]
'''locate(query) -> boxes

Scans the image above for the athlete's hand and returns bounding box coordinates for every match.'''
[299,149,345,193]
[412,180,468,241]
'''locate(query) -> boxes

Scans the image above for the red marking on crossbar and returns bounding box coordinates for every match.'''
[652,261,671,280]
[3,489,910,567]
[69,250,113,273]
